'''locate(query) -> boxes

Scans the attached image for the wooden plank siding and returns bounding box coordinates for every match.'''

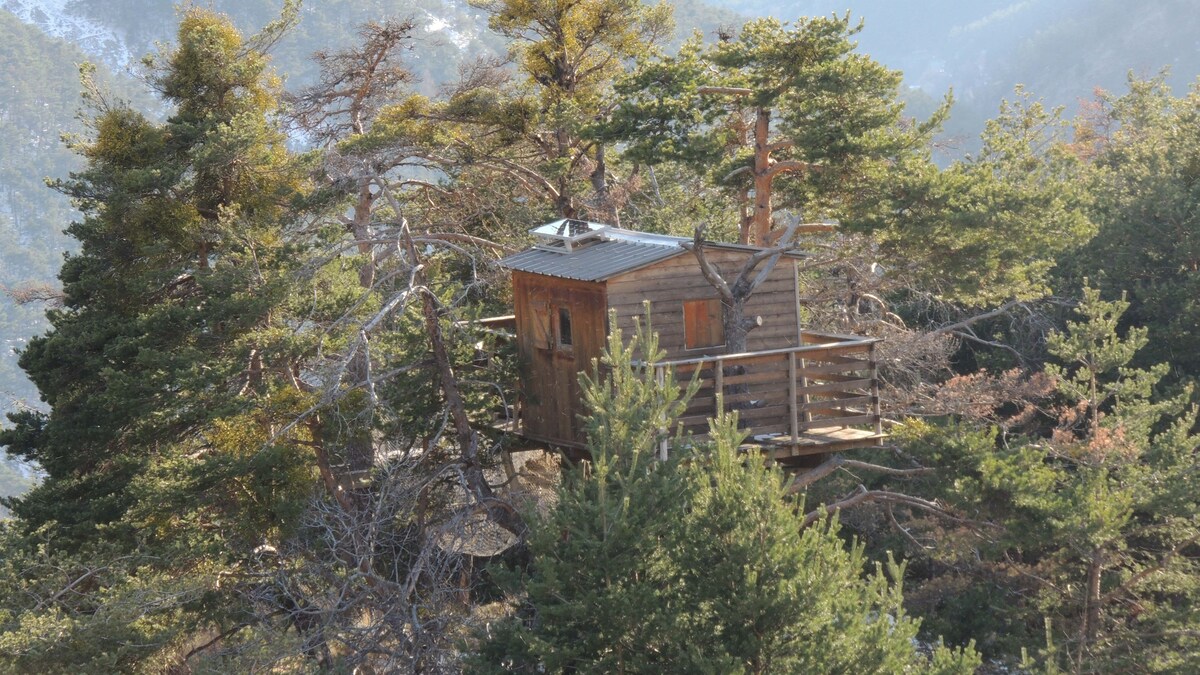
[502,245,886,460]
[604,249,802,360]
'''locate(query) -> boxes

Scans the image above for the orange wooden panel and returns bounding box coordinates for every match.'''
[683,298,724,350]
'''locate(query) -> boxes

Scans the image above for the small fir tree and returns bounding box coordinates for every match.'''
[896,284,1200,671]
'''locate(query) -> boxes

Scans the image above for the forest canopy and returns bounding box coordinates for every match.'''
[0,2,1197,672]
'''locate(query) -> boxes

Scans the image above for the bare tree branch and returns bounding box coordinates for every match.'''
[788,454,933,494]
[682,226,734,301]
[2,283,64,307]
[800,485,956,529]
[929,299,1026,336]
[1100,531,1200,606]
[765,159,820,179]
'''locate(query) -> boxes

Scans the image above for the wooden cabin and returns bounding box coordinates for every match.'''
[493,219,885,467]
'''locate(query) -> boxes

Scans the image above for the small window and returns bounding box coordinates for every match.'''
[683,298,724,350]
[557,306,573,348]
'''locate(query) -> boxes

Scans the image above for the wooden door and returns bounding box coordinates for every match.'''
[513,274,606,446]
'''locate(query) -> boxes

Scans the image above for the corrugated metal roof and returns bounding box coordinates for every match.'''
[499,239,685,282]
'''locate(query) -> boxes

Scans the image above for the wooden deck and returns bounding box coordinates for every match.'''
[479,321,886,465]
[645,331,886,466]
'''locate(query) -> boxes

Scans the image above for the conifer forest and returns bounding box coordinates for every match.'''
[1,1,1198,672]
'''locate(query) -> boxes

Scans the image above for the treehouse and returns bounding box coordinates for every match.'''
[489,219,885,468]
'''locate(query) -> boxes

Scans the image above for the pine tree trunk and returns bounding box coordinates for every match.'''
[750,107,773,246]
[404,227,528,543]
[723,298,753,355]
[1081,547,1105,661]
[346,177,378,473]
[590,143,619,226]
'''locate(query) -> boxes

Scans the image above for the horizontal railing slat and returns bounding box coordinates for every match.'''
[648,338,878,370]
[798,372,870,384]
[797,361,872,376]
[799,395,874,412]
[800,413,879,429]
[797,378,873,394]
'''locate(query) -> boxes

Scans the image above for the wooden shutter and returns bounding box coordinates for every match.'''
[529,298,551,349]
[683,298,724,350]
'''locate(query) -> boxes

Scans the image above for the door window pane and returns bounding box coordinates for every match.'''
[557,306,573,348]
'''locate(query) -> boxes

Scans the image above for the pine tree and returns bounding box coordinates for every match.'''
[359,0,672,231]
[2,7,309,544]
[1064,74,1200,380]
[860,88,1094,306]
[0,8,335,669]
[603,13,946,245]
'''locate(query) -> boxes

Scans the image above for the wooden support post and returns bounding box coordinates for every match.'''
[870,343,883,439]
[655,364,669,461]
[501,448,518,484]
[793,261,804,345]
[788,351,799,443]
[714,357,724,419]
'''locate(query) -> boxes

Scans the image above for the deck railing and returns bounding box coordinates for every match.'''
[474,314,886,459]
[646,331,884,459]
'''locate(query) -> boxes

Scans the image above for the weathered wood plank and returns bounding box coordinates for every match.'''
[800,413,879,428]
[608,297,798,318]
[797,378,874,394]
[799,371,872,384]
[796,360,872,376]
[608,281,795,301]
[721,369,791,387]
[743,422,792,436]
[798,395,874,412]
[652,342,874,370]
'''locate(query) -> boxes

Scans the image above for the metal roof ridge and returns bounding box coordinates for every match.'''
[602,227,688,248]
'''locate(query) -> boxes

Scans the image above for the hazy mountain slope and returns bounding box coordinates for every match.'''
[0,8,92,509]
[64,0,506,93]
[703,0,1200,151]
[36,0,741,93]
[0,0,129,66]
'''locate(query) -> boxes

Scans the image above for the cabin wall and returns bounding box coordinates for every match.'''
[512,271,607,447]
[605,250,802,360]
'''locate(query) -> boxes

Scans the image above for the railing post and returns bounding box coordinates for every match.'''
[655,364,669,461]
[714,357,724,419]
[870,343,883,438]
[798,353,812,429]
[788,351,799,442]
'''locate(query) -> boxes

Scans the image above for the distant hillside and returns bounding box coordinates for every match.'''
[9,0,742,93]
[704,0,1200,153]
[0,8,90,508]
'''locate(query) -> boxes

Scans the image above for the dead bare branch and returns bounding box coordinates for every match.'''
[800,485,956,529]
[682,226,734,301]
[787,454,933,494]
[929,299,1025,336]
[2,283,64,307]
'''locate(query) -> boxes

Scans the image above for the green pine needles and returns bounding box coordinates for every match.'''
[473,314,978,673]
